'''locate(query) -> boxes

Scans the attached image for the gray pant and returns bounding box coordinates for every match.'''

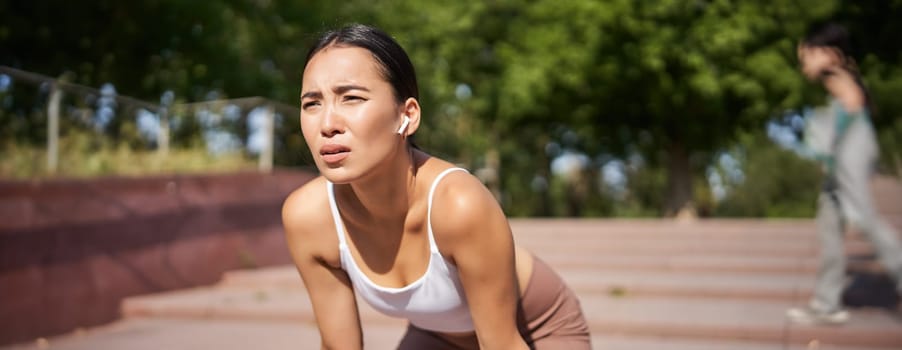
[812,118,902,311]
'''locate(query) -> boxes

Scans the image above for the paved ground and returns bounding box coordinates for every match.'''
[5,177,901,350]
[5,219,902,350]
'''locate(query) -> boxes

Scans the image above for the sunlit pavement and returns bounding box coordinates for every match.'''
[5,178,901,350]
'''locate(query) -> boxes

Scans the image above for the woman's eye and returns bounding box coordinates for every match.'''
[302,101,320,110]
[344,95,365,102]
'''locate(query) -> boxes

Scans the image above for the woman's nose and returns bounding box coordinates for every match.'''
[320,106,344,136]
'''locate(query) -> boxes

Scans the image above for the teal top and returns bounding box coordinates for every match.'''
[823,98,871,173]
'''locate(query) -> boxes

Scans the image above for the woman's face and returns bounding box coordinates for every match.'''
[797,44,841,81]
[300,46,407,183]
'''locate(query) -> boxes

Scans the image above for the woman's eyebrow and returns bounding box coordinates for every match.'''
[301,84,369,99]
[301,91,322,100]
[333,84,370,94]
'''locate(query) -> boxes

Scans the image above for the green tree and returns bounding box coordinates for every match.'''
[714,133,821,217]
[360,0,839,216]
[575,1,838,215]
[3,1,896,215]
[0,1,350,168]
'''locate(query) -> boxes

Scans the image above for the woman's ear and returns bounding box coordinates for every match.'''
[400,98,421,136]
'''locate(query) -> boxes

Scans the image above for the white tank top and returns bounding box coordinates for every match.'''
[326,167,474,333]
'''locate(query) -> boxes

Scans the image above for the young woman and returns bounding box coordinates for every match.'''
[281,24,591,349]
[787,21,902,325]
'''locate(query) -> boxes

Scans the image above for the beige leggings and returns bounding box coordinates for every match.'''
[396,257,591,349]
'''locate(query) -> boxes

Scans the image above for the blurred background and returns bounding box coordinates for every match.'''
[2,0,899,218]
[2,1,902,349]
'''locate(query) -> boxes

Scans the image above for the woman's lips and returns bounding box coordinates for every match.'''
[320,144,350,165]
[322,152,349,164]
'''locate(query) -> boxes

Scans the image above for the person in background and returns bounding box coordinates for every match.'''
[281,24,591,349]
[787,21,902,325]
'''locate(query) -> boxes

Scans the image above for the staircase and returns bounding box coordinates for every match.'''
[4,177,901,350]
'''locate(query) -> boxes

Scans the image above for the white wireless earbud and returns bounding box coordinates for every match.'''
[397,116,411,135]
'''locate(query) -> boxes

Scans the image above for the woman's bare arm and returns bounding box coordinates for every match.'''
[282,179,363,350]
[431,172,530,350]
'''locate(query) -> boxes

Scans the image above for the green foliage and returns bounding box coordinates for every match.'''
[0,0,345,103]
[713,133,822,218]
[876,116,902,176]
[863,60,902,176]
[617,161,669,217]
[353,0,841,214]
[2,0,899,217]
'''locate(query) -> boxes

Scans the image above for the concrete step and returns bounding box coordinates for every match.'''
[510,218,901,244]
[121,285,403,326]
[118,279,902,349]
[513,228,881,259]
[507,219,820,237]
[5,318,895,350]
[592,334,893,350]
[38,286,902,349]
[536,252,819,274]
[582,295,902,349]
[558,268,813,301]
[518,237,820,257]
[14,218,902,350]
[0,317,405,350]
[872,176,902,216]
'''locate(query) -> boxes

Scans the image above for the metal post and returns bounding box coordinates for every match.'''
[47,83,61,174]
[258,105,274,173]
[158,107,169,157]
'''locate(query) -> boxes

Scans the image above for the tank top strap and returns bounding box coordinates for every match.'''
[426,167,469,253]
[326,181,348,248]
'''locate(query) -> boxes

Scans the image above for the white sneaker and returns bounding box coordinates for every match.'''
[786,306,850,325]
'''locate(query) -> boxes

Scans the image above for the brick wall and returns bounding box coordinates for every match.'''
[0,169,316,345]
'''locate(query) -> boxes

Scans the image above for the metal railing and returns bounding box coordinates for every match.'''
[0,65,299,175]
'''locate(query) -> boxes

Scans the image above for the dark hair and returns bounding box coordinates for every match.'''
[803,21,854,59]
[304,24,419,104]
[802,21,874,113]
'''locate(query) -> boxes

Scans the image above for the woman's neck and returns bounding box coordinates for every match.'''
[339,147,424,227]
[822,68,866,113]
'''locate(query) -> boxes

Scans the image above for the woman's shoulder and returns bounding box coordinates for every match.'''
[424,159,507,242]
[417,154,471,181]
[282,176,343,268]
[418,157,482,203]
[282,176,334,242]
